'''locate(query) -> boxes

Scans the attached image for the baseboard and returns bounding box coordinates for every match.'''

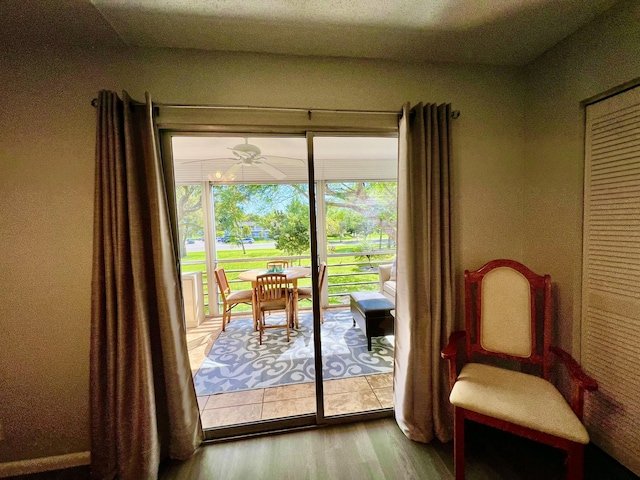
[0,451,90,478]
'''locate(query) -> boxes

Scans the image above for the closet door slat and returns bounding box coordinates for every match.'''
[583,85,640,476]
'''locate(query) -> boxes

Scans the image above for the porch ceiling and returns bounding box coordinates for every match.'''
[171,135,398,184]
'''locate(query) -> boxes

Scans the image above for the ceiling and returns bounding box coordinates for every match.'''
[2,0,618,65]
[171,135,399,184]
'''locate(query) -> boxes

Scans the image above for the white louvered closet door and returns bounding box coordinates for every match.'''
[582,85,640,476]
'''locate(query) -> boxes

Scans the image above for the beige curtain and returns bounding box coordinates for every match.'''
[394,102,455,443]
[90,91,202,480]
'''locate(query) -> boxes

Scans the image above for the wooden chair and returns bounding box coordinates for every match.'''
[441,259,598,480]
[295,262,328,325]
[213,267,253,332]
[256,273,291,344]
[266,260,289,271]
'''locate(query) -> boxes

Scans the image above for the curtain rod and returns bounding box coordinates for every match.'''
[162,102,403,116]
[90,98,460,118]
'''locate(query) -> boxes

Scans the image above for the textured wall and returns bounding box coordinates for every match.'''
[522,0,640,354]
[0,45,524,462]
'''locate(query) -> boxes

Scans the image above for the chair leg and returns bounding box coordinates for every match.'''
[289,298,295,329]
[259,313,263,345]
[566,442,584,480]
[286,306,290,342]
[221,304,227,331]
[454,407,465,480]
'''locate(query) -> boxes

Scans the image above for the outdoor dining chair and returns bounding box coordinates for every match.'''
[295,262,327,326]
[214,267,253,331]
[256,273,291,344]
[266,260,289,271]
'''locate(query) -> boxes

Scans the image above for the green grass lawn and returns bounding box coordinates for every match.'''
[180,246,394,314]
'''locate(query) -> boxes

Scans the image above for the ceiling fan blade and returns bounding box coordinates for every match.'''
[255,161,287,180]
[179,157,237,164]
[260,155,305,165]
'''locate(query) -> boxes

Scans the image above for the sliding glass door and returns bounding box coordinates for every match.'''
[166,131,397,438]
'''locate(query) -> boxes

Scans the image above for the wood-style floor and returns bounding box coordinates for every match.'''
[9,418,639,479]
[157,418,639,480]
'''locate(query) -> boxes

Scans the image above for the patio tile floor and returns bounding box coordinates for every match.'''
[187,310,394,429]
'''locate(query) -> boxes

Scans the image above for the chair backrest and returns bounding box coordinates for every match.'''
[465,259,552,379]
[214,267,231,299]
[318,262,327,291]
[266,260,289,271]
[256,273,289,303]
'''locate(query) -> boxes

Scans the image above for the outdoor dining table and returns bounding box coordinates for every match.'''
[238,266,311,330]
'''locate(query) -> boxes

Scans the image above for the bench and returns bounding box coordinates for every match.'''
[350,291,395,351]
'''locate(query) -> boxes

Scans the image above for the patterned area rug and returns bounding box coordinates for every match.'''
[193,309,394,396]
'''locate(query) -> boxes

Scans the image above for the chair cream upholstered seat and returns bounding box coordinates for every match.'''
[382,280,396,300]
[225,289,253,304]
[450,363,589,444]
[297,287,311,296]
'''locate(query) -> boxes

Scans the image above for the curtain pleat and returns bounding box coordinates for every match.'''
[90,90,202,480]
[393,102,455,443]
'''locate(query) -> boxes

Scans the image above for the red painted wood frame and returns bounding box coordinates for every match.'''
[442,259,598,480]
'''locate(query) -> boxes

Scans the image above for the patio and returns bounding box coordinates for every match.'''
[187,307,394,428]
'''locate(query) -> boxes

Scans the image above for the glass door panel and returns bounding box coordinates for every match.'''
[171,135,318,431]
[313,135,398,417]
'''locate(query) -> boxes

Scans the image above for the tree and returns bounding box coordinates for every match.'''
[303,182,397,244]
[326,206,364,241]
[210,182,396,259]
[355,238,376,267]
[213,185,251,254]
[263,197,310,263]
[175,185,203,258]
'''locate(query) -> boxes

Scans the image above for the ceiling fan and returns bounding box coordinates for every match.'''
[186,138,305,181]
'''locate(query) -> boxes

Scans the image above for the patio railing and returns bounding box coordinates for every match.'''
[182,250,395,316]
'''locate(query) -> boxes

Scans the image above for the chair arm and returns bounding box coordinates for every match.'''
[441,331,466,392]
[378,264,392,292]
[379,264,392,281]
[442,331,465,359]
[550,346,598,420]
